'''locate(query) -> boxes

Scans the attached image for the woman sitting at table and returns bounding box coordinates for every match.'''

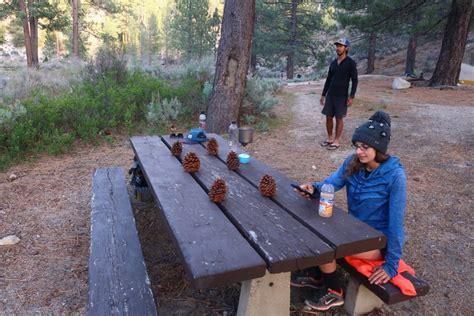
[292,110,406,312]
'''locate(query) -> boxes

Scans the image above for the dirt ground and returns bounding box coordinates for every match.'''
[1,76,473,315]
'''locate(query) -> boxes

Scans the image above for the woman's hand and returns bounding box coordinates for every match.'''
[296,183,314,200]
[368,266,390,285]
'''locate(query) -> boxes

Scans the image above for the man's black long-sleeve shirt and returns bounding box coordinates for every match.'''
[322,56,358,98]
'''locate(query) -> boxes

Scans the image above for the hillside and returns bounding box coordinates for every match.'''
[356,33,474,78]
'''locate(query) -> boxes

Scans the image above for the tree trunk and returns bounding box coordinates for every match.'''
[286,0,299,79]
[19,0,33,67]
[72,0,80,57]
[430,0,473,86]
[207,0,256,133]
[186,0,193,60]
[55,31,61,58]
[404,34,417,77]
[29,14,39,67]
[366,32,376,74]
[286,53,294,79]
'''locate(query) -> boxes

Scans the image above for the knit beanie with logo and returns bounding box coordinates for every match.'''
[352,111,391,154]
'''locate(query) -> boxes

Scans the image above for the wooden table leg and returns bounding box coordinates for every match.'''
[237,270,290,316]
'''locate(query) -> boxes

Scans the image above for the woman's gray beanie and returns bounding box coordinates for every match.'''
[352,111,391,154]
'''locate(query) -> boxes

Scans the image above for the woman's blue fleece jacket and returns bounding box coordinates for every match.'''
[313,155,406,278]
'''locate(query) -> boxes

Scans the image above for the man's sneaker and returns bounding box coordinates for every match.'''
[290,274,324,289]
[304,288,344,311]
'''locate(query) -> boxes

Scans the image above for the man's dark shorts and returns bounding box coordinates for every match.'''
[322,95,347,118]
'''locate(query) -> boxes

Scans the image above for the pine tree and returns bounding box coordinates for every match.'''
[1,0,68,67]
[335,0,452,76]
[72,0,80,57]
[139,21,150,64]
[168,0,218,60]
[43,30,57,60]
[336,0,380,74]
[207,0,255,133]
[7,17,25,48]
[430,0,473,86]
[253,0,325,79]
[148,14,160,64]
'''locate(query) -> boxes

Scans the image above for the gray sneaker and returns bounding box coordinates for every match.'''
[304,288,344,311]
[290,274,324,289]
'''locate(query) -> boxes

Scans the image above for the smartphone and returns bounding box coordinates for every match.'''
[291,183,315,198]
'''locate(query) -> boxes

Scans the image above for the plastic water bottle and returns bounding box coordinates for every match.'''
[199,111,207,130]
[228,121,238,148]
[318,182,334,217]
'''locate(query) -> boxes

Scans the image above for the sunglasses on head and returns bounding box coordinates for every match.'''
[170,133,183,138]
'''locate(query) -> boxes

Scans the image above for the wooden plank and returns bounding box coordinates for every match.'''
[204,133,387,258]
[338,259,430,304]
[89,167,157,316]
[130,136,266,289]
[162,136,334,274]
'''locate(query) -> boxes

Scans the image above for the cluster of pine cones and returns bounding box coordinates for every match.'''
[183,152,200,173]
[208,178,226,203]
[226,151,240,170]
[259,175,276,197]
[176,142,277,203]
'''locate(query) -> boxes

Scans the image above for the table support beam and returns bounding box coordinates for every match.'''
[237,271,290,316]
[344,276,384,315]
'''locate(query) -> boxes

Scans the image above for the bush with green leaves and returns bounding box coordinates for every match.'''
[1,60,84,104]
[244,77,281,115]
[83,43,128,86]
[0,23,6,45]
[0,100,27,130]
[146,92,182,126]
[202,81,213,101]
[132,56,214,113]
[0,63,207,170]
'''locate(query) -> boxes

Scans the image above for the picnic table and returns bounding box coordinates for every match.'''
[130,133,387,315]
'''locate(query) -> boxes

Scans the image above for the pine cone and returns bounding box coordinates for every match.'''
[171,141,183,156]
[207,138,219,156]
[183,152,200,173]
[208,178,226,203]
[226,151,240,171]
[259,175,276,197]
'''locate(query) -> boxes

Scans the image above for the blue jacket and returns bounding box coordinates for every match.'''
[313,155,406,278]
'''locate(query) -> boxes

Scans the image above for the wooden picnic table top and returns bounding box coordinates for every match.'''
[130,134,386,289]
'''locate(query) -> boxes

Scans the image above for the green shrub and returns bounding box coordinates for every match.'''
[243,114,256,125]
[1,61,84,103]
[202,81,213,102]
[245,77,281,115]
[0,23,5,45]
[146,92,182,126]
[158,56,215,82]
[83,43,128,86]
[255,121,269,132]
[0,53,216,170]
[0,101,27,130]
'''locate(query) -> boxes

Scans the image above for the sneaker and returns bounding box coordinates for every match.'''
[304,288,344,311]
[290,274,324,289]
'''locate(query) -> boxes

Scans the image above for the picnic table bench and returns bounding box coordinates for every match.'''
[129,134,396,315]
[88,168,158,315]
[338,258,429,313]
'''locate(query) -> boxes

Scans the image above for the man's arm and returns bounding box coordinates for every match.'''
[349,60,358,98]
[321,61,334,97]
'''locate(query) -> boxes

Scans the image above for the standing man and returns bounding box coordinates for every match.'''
[320,38,358,150]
